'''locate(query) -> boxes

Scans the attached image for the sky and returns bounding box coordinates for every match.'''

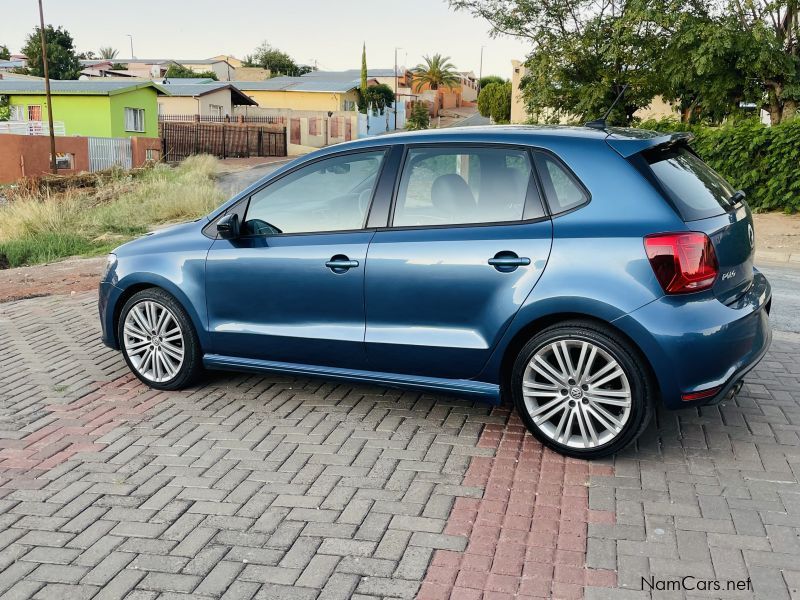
[0,0,530,78]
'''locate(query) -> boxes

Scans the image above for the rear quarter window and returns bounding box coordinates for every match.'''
[642,145,738,221]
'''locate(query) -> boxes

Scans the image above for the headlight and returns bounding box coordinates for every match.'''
[101,253,117,281]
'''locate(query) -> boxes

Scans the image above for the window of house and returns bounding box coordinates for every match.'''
[9,105,24,121]
[51,153,75,170]
[392,146,535,227]
[244,150,386,235]
[124,108,145,132]
[27,105,42,121]
[343,100,356,111]
[533,153,589,214]
[209,104,223,117]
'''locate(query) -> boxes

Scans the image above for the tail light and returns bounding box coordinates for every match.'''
[644,232,718,294]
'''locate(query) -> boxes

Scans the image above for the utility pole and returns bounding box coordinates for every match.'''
[394,47,402,130]
[37,0,57,174]
[127,34,134,59]
[477,46,485,95]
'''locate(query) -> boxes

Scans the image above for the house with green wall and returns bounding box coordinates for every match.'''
[0,80,166,138]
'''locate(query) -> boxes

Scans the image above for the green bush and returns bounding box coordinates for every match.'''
[477,82,512,124]
[638,117,800,213]
[406,101,430,131]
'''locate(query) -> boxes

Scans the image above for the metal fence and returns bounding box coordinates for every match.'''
[0,120,66,136]
[160,122,286,162]
[158,114,285,125]
[88,137,133,171]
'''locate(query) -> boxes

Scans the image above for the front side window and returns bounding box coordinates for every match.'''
[534,153,588,215]
[393,146,534,227]
[244,150,386,235]
[124,107,145,132]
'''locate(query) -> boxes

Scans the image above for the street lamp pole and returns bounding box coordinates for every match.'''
[394,46,402,129]
[37,0,57,174]
[477,45,485,95]
[127,34,134,59]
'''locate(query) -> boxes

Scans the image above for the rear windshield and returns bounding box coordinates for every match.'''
[642,145,738,221]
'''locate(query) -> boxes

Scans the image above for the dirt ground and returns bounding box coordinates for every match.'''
[752,212,800,262]
[0,256,105,303]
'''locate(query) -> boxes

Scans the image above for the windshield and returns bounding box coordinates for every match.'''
[643,145,738,221]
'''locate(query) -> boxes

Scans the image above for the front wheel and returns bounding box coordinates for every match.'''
[511,321,653,458]
[118,288,203,390]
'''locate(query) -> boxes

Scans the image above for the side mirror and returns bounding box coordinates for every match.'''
[216,213,240,240]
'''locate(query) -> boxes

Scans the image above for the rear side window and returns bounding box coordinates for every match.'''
[642,145,737,221]
[533,153,589,214]
[392,146,541,227]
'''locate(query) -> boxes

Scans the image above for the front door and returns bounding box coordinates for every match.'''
[206,149,388,369]
[365,144,553,379]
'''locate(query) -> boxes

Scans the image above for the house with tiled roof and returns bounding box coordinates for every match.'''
[0,80,166,137]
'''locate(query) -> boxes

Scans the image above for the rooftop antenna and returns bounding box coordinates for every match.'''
[585,84,628,130]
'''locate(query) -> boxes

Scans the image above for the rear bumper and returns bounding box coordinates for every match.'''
[615,270,772,410]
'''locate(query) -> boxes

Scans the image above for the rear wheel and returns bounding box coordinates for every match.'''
[118,288,202,390]
[511,320,652,458]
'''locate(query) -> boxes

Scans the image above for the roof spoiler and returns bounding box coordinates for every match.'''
[605,131,694,158]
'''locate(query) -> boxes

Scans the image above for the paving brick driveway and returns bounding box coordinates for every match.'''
[1,291,799,600]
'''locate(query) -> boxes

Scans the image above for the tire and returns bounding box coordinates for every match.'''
[117,288,203,390]
[510,320,653,459]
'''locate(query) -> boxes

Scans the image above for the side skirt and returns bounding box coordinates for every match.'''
[203,354,501,403]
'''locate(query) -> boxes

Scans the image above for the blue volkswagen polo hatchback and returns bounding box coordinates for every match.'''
[99,126,772,457]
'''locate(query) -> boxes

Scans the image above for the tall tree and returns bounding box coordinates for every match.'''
[21,25,81,80]
[450,0,800,125]
[243,42,309,76]
[361,42,368,92]
[724,1,799,123]
[0,44,10,60]
[412,54,460,91]
[98,46,119,60]
[450,0,681,124]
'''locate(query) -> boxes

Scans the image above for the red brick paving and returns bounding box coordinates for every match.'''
[0,374,163,491]
[418,407,617,600]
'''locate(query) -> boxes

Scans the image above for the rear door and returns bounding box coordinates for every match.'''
[640,144,755,303]
[364,144,553,379]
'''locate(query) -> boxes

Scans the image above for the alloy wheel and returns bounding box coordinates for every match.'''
[122,300,185,383]
[521,338,632,449]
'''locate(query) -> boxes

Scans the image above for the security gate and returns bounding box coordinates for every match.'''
[88,137,133,172]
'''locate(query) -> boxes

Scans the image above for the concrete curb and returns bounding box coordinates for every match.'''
[757,249,800,264]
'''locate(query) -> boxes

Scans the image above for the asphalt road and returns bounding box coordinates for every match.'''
[759,263,800,335]
[216,161,291,197]
[449,112,491,127]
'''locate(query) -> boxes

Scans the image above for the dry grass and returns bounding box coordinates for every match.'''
[0,155,224,268]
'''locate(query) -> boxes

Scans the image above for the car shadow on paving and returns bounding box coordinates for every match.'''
[1,292,798,600]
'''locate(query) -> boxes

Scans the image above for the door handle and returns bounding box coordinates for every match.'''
[326,255,359,273]
[488,252,530,272]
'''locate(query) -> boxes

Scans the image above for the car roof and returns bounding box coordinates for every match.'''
[307,124,690,160]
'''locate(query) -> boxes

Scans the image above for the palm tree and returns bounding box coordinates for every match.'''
[98,46,118,60]
[412,54,459,91]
